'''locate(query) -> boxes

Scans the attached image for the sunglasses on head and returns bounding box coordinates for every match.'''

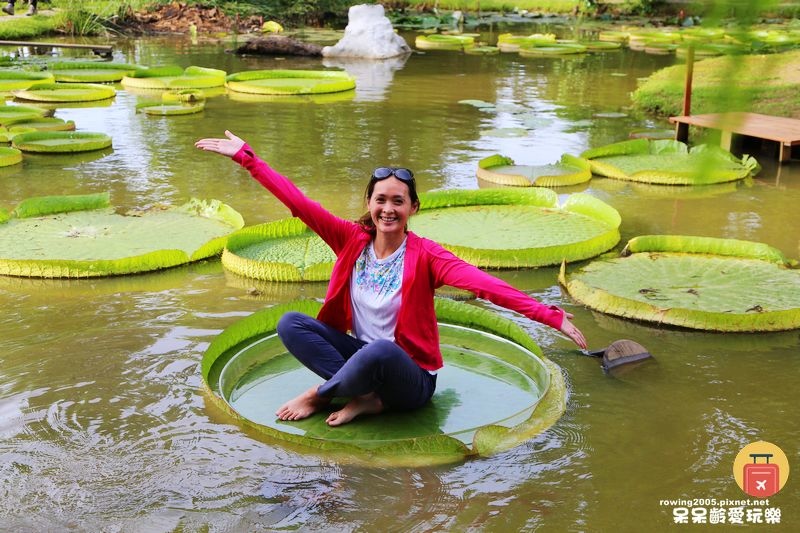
[371,167,414,182]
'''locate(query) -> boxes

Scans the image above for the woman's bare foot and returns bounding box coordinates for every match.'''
[275,385,329,421]
[325,393,383,426]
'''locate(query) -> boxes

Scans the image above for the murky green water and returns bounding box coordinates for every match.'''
[1,28,798,531]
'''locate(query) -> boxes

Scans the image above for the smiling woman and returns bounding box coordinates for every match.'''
[195,130,586,428]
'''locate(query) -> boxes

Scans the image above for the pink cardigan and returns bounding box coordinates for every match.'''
[233,145,566,371]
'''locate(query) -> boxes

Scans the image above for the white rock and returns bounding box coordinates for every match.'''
[322,4,411,59]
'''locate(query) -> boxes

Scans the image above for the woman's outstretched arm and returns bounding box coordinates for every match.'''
[194,130,356,254]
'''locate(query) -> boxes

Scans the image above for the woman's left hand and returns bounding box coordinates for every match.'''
[560,313,587,350]
[194,130,245,157]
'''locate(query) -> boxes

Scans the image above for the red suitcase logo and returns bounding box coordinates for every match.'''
[743,453,780,498]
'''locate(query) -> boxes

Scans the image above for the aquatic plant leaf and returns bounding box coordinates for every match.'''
[11,82,116,102]
[0,70,54,91]
[0,146,22,167]
[415,34,474,50]
[121,66,226,90]
[622,235,793,266]
[0,196,244,278]
[560,239,800,332]
[222,218,336,281]
[480,127,528,138]
[201,299,565,465]
[13,192,110,218]
[225,69,355,95]
[5,117,75,131]
[0,104,47,126]
[477,153,591,187]
[12,131,112,153]
[411,189,620,268]
[139,103,205,115]
[48,61,140,83]
[581,139,757,184]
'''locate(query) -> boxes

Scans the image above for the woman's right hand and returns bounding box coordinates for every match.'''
[560,314,587,350]
[194,130,246,157]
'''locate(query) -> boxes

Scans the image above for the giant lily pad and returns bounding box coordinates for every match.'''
[121,66,227,90]
[410,188,621,268]
[5,117,75,131]
[222,218,336,281]
[519,43,587,57]
[12,131,111,153]
[581,139,759,185]
[11,82,116,102]
[225,69,355,95]
[202,298,566,466]
[477,153,591,187]
[138,103,205,116]
[559,235,800,332]
[0,70,55,91]
[0,146,22,167]
[0,193,245,278]
[415,34,475,51]
[0,104,48,126]
[47,61,140,83]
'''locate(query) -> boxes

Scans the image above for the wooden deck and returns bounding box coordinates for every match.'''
[669,112,800,162]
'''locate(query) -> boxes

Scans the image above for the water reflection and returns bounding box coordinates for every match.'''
[322,53,409,102]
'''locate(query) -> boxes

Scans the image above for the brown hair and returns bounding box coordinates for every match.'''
[356,171,420,231]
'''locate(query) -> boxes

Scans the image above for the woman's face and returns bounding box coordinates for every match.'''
[367,177,419,237]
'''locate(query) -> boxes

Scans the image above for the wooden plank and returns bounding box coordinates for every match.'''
[669,112,800,144]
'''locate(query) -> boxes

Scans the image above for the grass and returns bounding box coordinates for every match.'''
[400,0,585,13]
[632,50,800,118]
[0,14,59,39]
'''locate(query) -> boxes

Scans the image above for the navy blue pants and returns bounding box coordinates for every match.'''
[276,312,436,410]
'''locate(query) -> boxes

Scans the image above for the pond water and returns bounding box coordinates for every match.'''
[1,27,798,531]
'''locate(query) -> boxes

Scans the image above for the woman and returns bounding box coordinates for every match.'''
[195,131,587,427]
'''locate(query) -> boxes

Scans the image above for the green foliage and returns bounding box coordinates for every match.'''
[632,50,800,117]
[0,15,58,39]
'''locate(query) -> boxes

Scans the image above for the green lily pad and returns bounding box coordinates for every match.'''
[465,46,500,55]
[221,218,336,281]
[139,103,205,116]
[202,299,566,466]
[48,61,140,83]
[477,153,592,187]
[519,43,587,57]
[415,34,475,51]
[0,70,55,91]
[581,139,759,185]
[121,66,227,90]
[410,188,620,268]
[12,131,112,153]
[0,146,22,167]
[11,82,116,102]
[0,104,48,126]
[480,127,528,138]
[458,99,495,109]
[0,194,244,278]
[5,117,75,131]
[582,40,622,51]
[559,235,800,332]
[225,69,355,95]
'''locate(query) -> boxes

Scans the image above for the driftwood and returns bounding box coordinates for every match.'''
[236,35,323,57]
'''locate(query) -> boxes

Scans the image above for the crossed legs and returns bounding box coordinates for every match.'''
[275,312,436,426]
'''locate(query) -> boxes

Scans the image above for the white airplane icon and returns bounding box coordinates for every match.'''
[756,480,767,490]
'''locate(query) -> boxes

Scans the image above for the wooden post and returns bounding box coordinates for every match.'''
[675,45,694,143]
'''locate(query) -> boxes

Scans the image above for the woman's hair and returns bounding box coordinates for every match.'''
[356,171,420,231]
